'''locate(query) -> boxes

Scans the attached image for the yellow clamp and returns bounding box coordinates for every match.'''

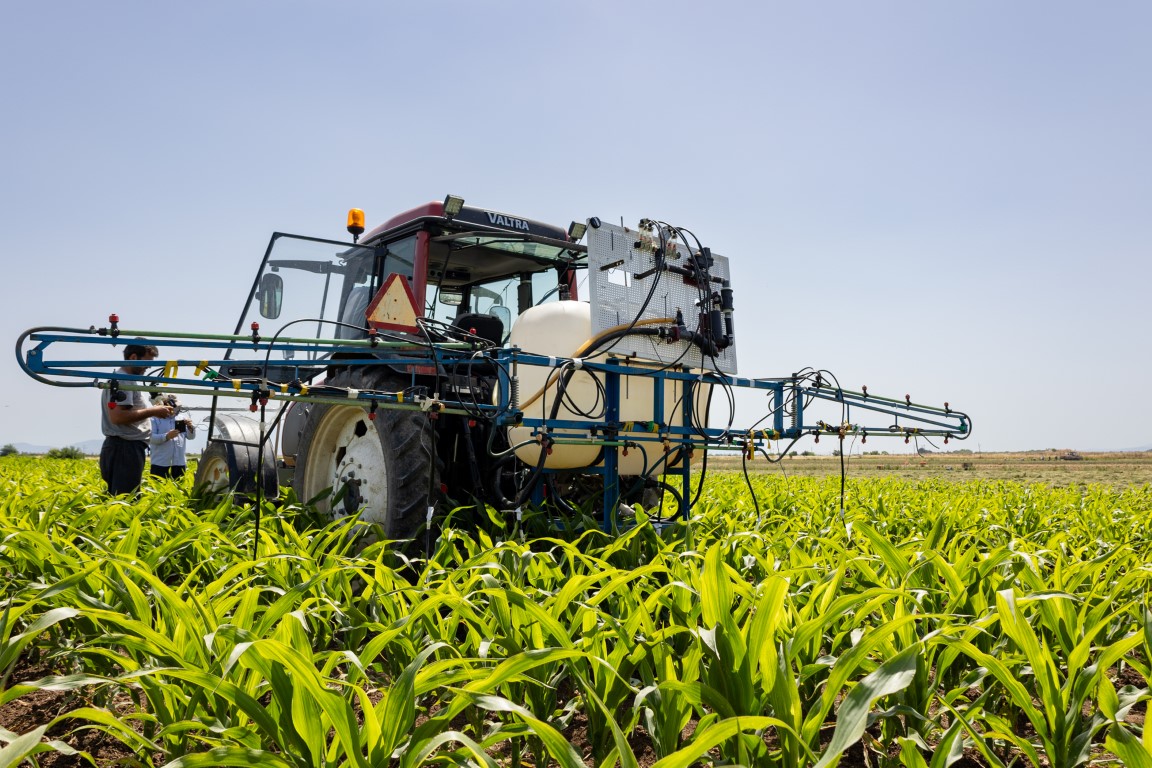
[162,361,179,379]
[300,385,309,395]
[397,391,404,403]
[195,360,210,376]
[232,380,242,391]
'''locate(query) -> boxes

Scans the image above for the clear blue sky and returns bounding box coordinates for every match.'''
[2,1,1149,453]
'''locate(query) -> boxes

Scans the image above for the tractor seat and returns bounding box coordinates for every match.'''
[451,312,504,346]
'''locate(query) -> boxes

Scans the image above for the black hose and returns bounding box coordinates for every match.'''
[513,326,665,507]
[15,326,108,387]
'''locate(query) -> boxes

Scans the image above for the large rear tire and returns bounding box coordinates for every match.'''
[293,369,436,540]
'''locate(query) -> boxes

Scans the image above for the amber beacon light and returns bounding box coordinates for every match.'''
[346,208,365,242]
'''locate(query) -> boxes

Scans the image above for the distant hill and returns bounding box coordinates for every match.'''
[11,435,203,456]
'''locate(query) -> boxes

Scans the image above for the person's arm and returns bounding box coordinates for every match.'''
[150,417,167,447]
[185,420,196,440]
[109,403,172,426]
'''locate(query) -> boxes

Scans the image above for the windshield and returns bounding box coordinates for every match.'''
[235,233,412,358]
[426,269,563,342]
[235,228,584,355]
[423,230,582,337]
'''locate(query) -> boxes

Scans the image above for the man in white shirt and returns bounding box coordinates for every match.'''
[149,394,196,479]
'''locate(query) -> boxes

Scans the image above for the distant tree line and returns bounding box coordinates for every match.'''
[1,444,87,459]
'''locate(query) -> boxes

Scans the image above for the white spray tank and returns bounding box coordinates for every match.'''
[506,300,710,474]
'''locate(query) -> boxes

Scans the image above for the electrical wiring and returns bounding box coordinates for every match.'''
[421,409,438,556]
[589,221,671,360]
[553,360,608,420]
[621,442,685,501]
[649,478,684,523]
[662,222,738,444]
[515,318,675,413]
[502,217,733,516]
[741,444,761,520]
[257,317,408,380]
[449,350,489,421]
[572,218,733,521]
[15,204,980,539]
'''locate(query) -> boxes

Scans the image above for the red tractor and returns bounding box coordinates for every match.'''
[19,195,970,538]
[196,196,610,537]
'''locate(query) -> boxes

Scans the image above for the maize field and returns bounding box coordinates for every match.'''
[1,455,1151,767]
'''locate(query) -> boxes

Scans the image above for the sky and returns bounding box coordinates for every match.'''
[1,1,1149,454]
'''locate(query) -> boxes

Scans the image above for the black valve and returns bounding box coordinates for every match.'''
[107,380,126,407]
[249,389,270,412]
[108,313,120,338]
[251,322,261,344]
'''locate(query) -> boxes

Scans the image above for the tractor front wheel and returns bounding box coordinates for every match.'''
[293,370,436,540]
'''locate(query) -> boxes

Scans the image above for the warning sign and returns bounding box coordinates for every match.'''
[365,274,420,333]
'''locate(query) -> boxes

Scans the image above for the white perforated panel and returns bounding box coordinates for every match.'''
[586,220,737,374]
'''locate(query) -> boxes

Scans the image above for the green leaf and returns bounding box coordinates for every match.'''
[470,694,587,768]
[160,746,295,768]
[379,642,446,755]
[815,644,919,768]
[1106,723,1152,768]
[399,731,499,768]
[0,725,50,768]
[897,737,930,768]
[650,715,811,768]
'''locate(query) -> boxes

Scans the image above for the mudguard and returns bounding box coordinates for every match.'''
[195,412,280,499]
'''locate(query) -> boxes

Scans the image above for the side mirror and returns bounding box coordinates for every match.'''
[257,273,284,319]
[490,305,512,342]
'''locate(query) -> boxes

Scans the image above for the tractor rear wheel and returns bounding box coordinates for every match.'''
[293,369,436,540]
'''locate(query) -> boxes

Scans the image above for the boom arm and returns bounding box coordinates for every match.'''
[17,318,970,443]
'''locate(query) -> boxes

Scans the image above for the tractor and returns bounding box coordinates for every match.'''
[17,195,971,537]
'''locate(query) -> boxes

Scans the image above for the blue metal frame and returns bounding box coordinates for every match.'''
[18,325,972,528]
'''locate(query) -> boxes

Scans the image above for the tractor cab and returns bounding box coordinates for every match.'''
[234,197,587,365]
[224,197,592,486]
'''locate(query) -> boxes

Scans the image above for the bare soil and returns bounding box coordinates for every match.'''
[712,449,1152,488]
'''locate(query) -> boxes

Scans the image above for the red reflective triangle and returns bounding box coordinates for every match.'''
[365,273,420,333]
